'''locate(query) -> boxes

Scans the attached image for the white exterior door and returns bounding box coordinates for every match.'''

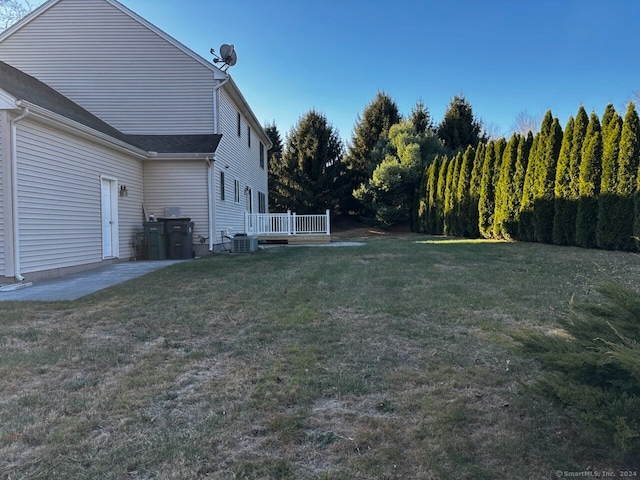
[101,177,118,258]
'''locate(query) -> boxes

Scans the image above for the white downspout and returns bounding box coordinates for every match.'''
[10,103,30,282]
[208,75,230,252]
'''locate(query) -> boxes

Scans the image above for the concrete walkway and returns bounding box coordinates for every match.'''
[0,260,185,301]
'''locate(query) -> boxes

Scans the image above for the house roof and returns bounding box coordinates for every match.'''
[0,60,222,155]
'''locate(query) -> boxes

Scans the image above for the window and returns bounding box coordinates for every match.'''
[258,191,266,213]
[260,142,265,169]
[247,125,251,148]
[234,179,240,203]
[237,112,241,137]
[220,171,225,201]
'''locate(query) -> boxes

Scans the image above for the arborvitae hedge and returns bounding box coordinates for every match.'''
[596,104,623,249]
[552,115,574,245]
[413,102,639,252]
[575,113,602,249]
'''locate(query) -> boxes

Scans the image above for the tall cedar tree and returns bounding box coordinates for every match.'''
[493,133,520,239]
[455,145,475,237]
[444,152,462,235]
[564,106,590,245]
[437,95,486,151]
[265,122,287,212]
[509,132,533,240]
[415,164,430,232]
[575,112,602,248]
[434,156,449,234]
[425,157,441,233]
[533,114,563,243]
[596,104,623,249]
[616,102,640,250]
[552,116,575,245]
[280,110,344,214]
[478,140,498,238]
[519,134,540,241]
[343,92,401,214]
[467,142,485,237]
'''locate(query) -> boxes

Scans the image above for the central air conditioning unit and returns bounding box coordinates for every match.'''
[231,235,258,253]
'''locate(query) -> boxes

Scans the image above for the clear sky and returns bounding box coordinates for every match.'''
[43,1,640,143]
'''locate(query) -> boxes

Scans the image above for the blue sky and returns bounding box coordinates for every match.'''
[62,1,640,142]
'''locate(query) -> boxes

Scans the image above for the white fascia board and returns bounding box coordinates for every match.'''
[146,153,215,161]
[0,88,18,109]
[20,100,150,159]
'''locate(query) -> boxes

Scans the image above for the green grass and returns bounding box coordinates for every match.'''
[1,232,639,479]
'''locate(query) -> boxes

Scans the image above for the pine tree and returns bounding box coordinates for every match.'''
[596,104,623,249]
[552,116,574,245]
[533,112,562,244]
[343,92,401,214]
[615,102,640,251]
[511,133,533,239]
[456,145,475,237]
[265,121,288,212]
[410,100,434,134]
[575,112,602,248]
[478,140,498,238]
[437,95,486,151]
[279,110,344,214]
[494,134,520,239]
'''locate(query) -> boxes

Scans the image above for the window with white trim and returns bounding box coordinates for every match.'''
[234,179,240,203]
[258,191,266,213]
[220,171,225,201]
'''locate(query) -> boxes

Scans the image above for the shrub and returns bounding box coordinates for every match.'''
[514,280,640,462]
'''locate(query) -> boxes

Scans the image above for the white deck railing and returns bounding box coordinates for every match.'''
[245,209,330,236]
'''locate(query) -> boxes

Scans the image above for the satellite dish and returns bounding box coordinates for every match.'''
[211,43,237,71]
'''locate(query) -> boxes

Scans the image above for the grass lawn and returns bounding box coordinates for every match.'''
[1,230,639,479]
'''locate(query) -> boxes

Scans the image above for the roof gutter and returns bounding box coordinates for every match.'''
[10,102,30,282]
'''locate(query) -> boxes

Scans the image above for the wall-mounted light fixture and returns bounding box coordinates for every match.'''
[119,184,128,196]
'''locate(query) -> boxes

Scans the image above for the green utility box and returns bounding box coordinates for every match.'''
[144,221,167,260]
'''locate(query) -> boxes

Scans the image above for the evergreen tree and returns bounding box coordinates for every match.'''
[494,133,520,239]
[423,159,440,233]
[443,153,460,235]
[265,122,288,211]
[478,140,498,238]
[415,164,430,233]
[533,113,562,243]
[434,156,449,234]
[343,92,401,214]
[519,133,541,242]
[410,100,434,134]
[511,132,533,239]
[437,95,486,151]
[456,145,475,237]
[564,106,590,245]
[575,112,602,248]
[596,104,623,249]
[615,102,640,251]
[552,116,574,245]
[467,142,485,238]
[279,110,344,214]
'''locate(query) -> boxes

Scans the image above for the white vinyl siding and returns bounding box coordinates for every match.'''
[0,0,215,135]
[14,119,143,274]
[213,88,268,243]
[143,160,208,244]
[0,112,6,275]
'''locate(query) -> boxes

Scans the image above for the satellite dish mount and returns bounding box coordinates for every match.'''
[210,44,237,71]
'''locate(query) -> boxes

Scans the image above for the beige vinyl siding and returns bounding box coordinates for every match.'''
[15,119,143,274]
[143,160,208,244]
[0,0,215,135]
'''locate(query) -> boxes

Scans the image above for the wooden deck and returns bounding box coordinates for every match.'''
[258,234,331,245]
